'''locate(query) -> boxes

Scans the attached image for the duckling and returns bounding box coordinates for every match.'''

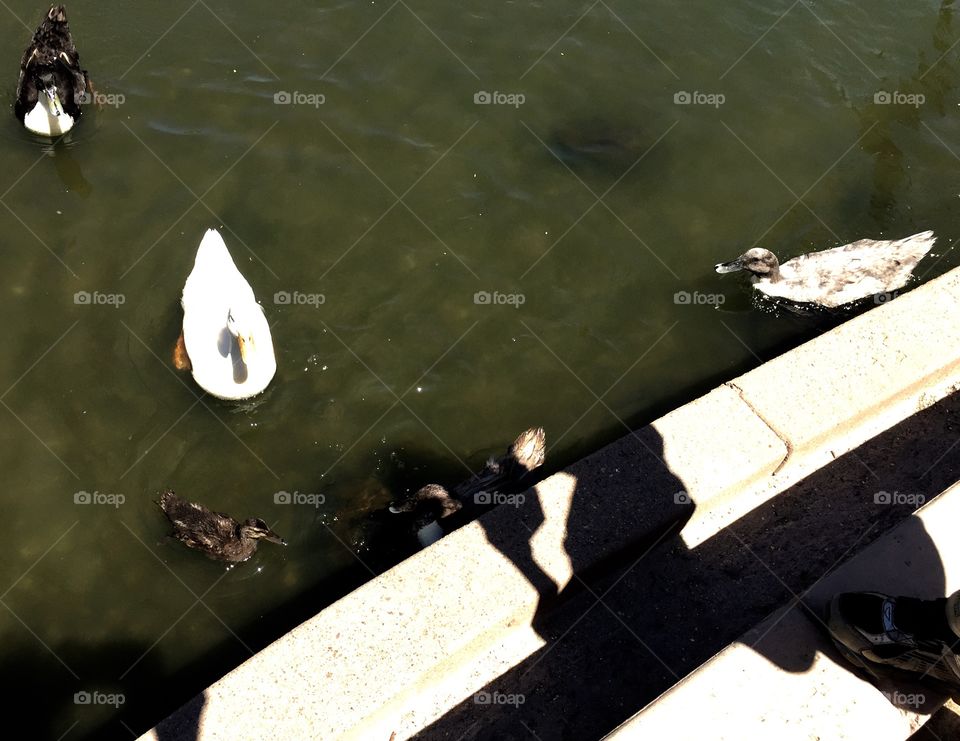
[158,489,286,563]
[387,427,546,547]
[389,484,462,547]
[715,230,936,308]
[15,6,89,136]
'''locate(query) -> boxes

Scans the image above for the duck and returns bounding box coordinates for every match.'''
[387,427,546,548]
[158,489,286,563]
[175,229,277,400]
[714,230,936,308]
[15,6,89,136]
[389,484,463,547]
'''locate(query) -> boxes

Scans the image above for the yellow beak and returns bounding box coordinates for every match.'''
[237,335,254,364]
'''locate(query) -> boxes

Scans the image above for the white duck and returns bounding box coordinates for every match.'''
[715,230,936,308]
[175,229,276,400]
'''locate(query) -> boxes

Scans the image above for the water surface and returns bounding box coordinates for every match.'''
[1,1,959,736]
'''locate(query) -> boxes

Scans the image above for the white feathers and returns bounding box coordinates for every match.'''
[181,229,276,400]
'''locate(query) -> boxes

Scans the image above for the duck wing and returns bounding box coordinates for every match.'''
[776,231,936,308]
[160,491,238,547]
[54,53,89,117]
[14,55,37,119]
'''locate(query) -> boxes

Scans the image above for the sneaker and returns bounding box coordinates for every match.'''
[826,591,960,694]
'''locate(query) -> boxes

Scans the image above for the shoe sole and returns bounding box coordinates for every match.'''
[825,598,960,697]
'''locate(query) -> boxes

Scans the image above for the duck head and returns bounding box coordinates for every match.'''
[226,304,263,365]
[36,72,64,117]
[21,71,73,136]
[237,518,286,545]
[389,484,462,519]
[715,248,781,282]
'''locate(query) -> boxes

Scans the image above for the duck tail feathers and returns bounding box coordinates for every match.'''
[192,228,236,271]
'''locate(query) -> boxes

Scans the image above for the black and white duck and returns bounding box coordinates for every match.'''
[158,490,286,563]
[15,5,89,136]
[715,230,936,309]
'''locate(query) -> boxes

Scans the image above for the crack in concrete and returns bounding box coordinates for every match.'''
[725,381,793,474]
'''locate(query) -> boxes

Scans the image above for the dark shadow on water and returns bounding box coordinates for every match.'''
[71,558,371,740]
[0,637,169,741]
[548,118,658,179]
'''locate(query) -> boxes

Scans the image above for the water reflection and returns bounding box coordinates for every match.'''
[47,139,93,198]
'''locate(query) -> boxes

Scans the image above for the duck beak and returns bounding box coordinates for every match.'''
[44,85,63,117]
[237,334,254,364]
[715,258,744,274]
[263,530,286,546]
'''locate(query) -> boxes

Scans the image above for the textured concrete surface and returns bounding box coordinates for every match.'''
[732,265,960,482]
[139,265,960,741]
[680,266,960,547]
[650,384,786,501]
[606,483,960,740]
[416,390,960,740]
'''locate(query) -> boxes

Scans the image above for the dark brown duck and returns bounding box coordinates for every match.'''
[159,490,286,563]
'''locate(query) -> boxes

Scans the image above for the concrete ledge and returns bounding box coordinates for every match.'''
[651,383,786,501]
[604,481,960,741]
[680,268,960,546]
[734,268,960,469]
[141,267,960,740]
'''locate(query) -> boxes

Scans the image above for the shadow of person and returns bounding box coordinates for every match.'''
[747,514,946,676]
[476,425,692,634]
[153,692,207,741]
[476,475,561,606]
[0,636,173,741]
[416,388,960,741]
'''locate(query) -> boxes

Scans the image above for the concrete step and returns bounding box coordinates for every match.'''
[604,480,960,741]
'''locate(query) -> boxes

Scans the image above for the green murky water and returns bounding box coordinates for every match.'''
[2,1,960,737]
